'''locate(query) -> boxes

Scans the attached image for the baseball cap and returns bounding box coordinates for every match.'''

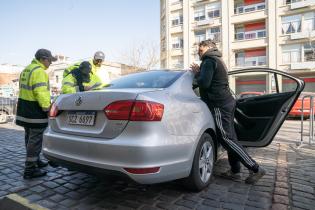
[79,61,92,74]
[94,51,105,61]
[35,49,57,62]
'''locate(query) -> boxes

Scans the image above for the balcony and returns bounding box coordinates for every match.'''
[291,61,315,69]
[236,56,267,67]
[195,33,221,45]
[234,2,266,15]
[194,0,208,5]
[235,30,266,41]
[170,0,183,11]
[287,0,315,9]
[291,30,315,39]
[195,19,214,26]
[171,48,184,56]
[170,25,183,34]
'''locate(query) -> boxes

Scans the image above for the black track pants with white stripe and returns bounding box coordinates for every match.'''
[209,100,259,173]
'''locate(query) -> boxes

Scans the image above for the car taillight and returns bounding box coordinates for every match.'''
[104,100,134,120]
[130,101,164,121]
[49,103,59,118]
[104,100,164,121]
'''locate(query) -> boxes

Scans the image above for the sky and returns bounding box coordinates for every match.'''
[0,0,160,66]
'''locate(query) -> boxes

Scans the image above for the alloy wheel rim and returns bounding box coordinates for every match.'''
[198,141,213,183]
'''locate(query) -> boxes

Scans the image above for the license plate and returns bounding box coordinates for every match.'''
[67,111,96,126]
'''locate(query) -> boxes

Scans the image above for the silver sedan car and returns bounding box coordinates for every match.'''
[43,69,303,191]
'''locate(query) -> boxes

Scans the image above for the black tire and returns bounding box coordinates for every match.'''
[184,133,215,191]
[0,111,8,124]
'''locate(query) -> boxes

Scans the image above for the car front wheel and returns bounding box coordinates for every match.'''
[185,133,215,191]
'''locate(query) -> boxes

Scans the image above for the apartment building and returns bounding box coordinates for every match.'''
[160,0,315,93]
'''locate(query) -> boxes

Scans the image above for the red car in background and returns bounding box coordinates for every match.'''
[288,92,315,119]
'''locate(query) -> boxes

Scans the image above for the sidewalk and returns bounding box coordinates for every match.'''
[0,120,314,210]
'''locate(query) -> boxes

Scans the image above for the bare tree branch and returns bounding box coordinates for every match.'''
[120,40,160,71]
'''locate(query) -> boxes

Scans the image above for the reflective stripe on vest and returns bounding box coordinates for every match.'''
[63,82,75,86]
[15,115,48,123]
[19,66,40,89]
[20,82,48,90]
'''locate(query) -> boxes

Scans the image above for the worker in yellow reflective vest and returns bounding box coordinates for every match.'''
[16,49,57,179]
[63,51,107,88]
[63,51,105,77]
[61,61,102,94]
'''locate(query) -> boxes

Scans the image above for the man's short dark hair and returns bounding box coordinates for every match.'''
[199,39,217,48]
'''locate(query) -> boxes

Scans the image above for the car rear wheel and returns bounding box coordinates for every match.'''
[184,133,215,191]
[0,111,8,124]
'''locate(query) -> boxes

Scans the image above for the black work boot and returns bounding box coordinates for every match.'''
[37,159,48,168]
[23,162,47,179]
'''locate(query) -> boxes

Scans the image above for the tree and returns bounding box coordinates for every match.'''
[120,40,160,71]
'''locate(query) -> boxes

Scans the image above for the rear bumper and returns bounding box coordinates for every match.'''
[43,127,197,184]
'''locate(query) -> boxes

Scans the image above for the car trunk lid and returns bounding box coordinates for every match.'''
[50,88,162,139]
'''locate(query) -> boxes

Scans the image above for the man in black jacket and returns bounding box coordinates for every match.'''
[190,39,265,184]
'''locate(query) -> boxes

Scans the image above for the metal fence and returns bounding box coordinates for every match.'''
[299,95,315,147]
[0,97,17,124]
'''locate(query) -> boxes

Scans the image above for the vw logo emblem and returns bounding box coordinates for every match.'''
[75,96,82,106]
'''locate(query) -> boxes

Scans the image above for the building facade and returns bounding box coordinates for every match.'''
[160,0,315,93]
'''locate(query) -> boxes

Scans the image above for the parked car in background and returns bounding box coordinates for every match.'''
[43,69,304,191]
[0,97,17,124]
[288,92,315,119]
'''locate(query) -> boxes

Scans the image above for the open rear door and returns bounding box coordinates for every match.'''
[228,68,304,147]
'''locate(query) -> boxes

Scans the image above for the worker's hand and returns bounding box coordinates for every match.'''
[84,86,92,91]
[190,63,200,74]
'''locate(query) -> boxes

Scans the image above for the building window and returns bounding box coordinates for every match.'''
[304,43,315,61]
[234,0,265,15]
[304,12,315,32]
[285,0,302,5]
[235,22,266,40]
[207,2,221,18]
[282,44,301,64]
[194,27,221,44]
[172,37,183,49]
[55,75,59,83]
[194,2,220,22]
[282,15,302,34]
[171,15,183,26]
[194,8,206,21]
[195,30,206,44]
[207,27,221,42]
[236,49,267,67]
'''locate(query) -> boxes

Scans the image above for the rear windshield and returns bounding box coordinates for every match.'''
[105,71,184,89]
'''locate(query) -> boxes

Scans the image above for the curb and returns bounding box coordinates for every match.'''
[0,194,50,210]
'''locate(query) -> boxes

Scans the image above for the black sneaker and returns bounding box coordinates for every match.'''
[23,167,47,179]
[245,167,266,184]
[219,169,241,181]
[37,159,48,168]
